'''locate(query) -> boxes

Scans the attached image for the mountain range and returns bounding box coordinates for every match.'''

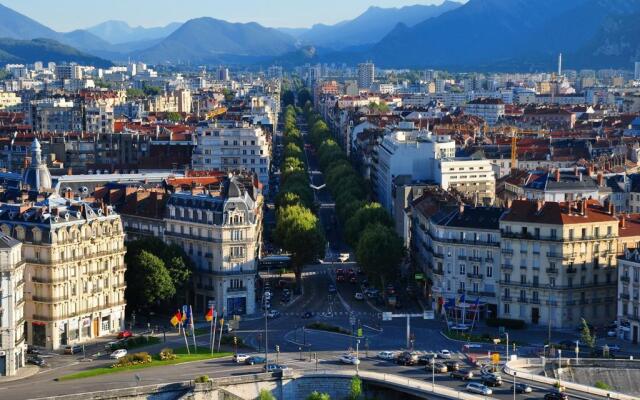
[0,0,639,70]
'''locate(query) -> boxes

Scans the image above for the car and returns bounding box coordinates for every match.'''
[607,329,617,337]
[450,369,474,380]
[432,362,448,373]
[117,330,133,339]
[27,356,47,367]
[365,288,379,298]
[328,284,337,294]
[110,349,128,359]
[245,356,267,365]
[444,360,460,371]
[263,363,290,373]
[377,351,396,360]
[418,353,436,365]
[466,383,493,396]
[481,371,502,380]
[396,351,419,366]
[27,345,41,355]
[267,309,281,319]
[544,390,569,400]
[512,383,533,394]
[301,311,314,319]
[221,323,233,333]
[601,343,621,351]
[354,292,364,300]
[437,349,452,359]
[350,276,357,284]
[481,375,503,387]
[339,354,361,365]
[64,345,81,355]
[338,253,350,262]
[104,340,122,350]
[233,353,250,363]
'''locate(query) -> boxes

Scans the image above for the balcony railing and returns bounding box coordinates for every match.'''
[567,268,577,274]
[621,293,630,300]
[546,268,559,274]
[466,273,484,279]
[501,296,513,302]
[227,287,247,293]
[502,264,513,270]
[501,249,514,255]
[621,276,631,283]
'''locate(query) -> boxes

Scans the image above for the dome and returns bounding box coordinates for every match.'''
[22,138,52,191]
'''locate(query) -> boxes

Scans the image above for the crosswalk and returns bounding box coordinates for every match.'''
[277,311,381,318]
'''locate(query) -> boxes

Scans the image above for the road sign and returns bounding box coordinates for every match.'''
[357,328,363,337]
[382,312,392,321]
[491,353,500,364]
[423,310,435,320]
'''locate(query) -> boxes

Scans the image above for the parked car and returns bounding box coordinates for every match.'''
[117,330,133,339]
[354,292,364,300]
[27,345,41,355]
[396,351,419,366]
[481,375,503,387]
[377,351,396,360]
[450,369,473,380]
[64,345,81,355]
[437,349,452,359]
[221,323,233,333]
[27,356,47,367]
[444,360,460,371]
[418,353,436,365]
[339,354,360,365]
[267,309,281,319]
[466,383,493,396]
[263,363,290,373]
[432,362,448,373]
[110,349,128,359]
[544,390,569,400]
[512,383,533,394]
[301,311,314,319]
[349,276,357,284]
[328,284,337,294]
[245,356,267,365]
[338,253,350,262]
[233,353,250,363]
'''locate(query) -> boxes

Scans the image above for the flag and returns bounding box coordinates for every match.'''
[205,307,213,322]
[444,298,456,309]
[220,318,225,327]
[170,310,182,327]
[182,305,189,324]
[473,297,480,309]
[459,294,466,305]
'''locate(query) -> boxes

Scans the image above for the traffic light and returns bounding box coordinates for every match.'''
[275,345,280,353]
[233,336,237,345]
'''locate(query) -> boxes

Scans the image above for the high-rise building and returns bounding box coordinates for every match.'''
[357,62,375,90]
[635,61,640,80]
[218,67,230,81]
[0,234,25,376]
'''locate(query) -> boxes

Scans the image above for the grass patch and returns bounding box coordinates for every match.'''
[306,322,350,335]
[443,330,528,346]
[595,381,613,390]
[109,335,160,351]
[57,347,232,381]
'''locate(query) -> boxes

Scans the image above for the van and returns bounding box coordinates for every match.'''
[64,345,81,355]
[338,253,350,262]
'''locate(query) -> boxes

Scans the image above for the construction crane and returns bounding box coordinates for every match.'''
[204,107,227,120]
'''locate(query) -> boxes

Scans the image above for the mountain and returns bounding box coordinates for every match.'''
[297,1,462,49]
[0,38,111,66]
[276,27,308,38]
[366,0,640,70]
[0,3,58,39]
[136,17,297,64]
[86,20,181,44]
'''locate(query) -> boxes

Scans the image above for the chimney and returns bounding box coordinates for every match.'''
[574,166,579,176]
[555,169,561,182]
[459,203,465,214]
[597,173,604,186]
[587,165,593,177]
[620,216,626,229]
[579,199,586,216]
[67,167,73,176]
[536,199,544,212]
[609,202,614,215]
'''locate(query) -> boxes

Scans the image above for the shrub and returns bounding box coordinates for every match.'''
[220,335,245,347]
[486,318,526,329]
[306,322,350,335]
[112,352,152,368]
[159,347,177,360]
[595,381,612,390]
[194,375,210,383]
[258,389,276,400]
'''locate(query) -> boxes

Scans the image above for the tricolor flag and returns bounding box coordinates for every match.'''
[205,307,214,322]
[170,310,182,327]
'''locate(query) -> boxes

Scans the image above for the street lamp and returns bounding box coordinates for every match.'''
[505,332,510,361]
[575,340,580,365]
[356,339,360,374]
[432,360,435,391]
[512,371,517,400]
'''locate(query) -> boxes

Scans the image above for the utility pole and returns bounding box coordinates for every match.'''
[356,339,360,374]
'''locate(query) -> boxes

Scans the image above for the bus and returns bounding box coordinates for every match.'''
[258,255,291,272]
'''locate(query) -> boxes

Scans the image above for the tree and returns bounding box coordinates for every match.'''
[166,112,182,122]
[126,88,145,98]
[284,143,303,159]
[222,88,235,102]
[124,251,175,310]
[297,88,312,108]
[274,205,325,289]
[142,84,161,96]
[282,90,295,107]
[580,318,596,352]
[258,389,276,400]
[356,224,404,288]
[348,376,362,400]
[345,203,394,247]
[306,392,331,400]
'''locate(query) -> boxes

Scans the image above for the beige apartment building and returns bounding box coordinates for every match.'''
[499,199,618,329]
[0,234,26,376]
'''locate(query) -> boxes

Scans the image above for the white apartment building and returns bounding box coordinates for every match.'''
[618,248,640,343]
[0,234,25,376]
[164,175,262,315]
[357,62,375,90]
[373,130,455,212]
[0,92,21,110]
[192,122,271,190]
[465,98,505,126]
[437,158,496,205]
[85,102,115,134]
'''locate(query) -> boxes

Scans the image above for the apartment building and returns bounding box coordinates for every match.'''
[28,99,83,133]
[0,234,25,376]
[163,174,262,315]
[437,158,496,205]
[618,248,640,343]
[85,102,115,134]
[0,92,21,110]
[465,98,505,126]
[192,122,271,190]
[357,62,375,90]
[427,205,503,319]
[499,199,618,329]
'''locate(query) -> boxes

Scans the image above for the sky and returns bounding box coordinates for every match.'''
[1,0,452,31]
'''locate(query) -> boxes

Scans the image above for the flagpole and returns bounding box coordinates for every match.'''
[211,309,217,355]
[217,315,224,352]
[190,305,197,352]
[181,321,190,354]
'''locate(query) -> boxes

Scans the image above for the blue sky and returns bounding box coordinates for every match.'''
[2,0,452,31]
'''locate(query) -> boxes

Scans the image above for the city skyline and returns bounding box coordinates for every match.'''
[0,0,455,31]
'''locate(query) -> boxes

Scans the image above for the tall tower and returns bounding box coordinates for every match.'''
[558,53,562,77]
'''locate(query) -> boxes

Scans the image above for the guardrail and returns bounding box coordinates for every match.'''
[504,358,637,400]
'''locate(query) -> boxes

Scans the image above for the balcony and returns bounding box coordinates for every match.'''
[468,256,483,262]
[546,268,559,274]
[621,293,630,300]
[501,296,513,302]
[502,264,513,271]
[567,267,577,274]
[520,265,527,270]
[467,273,484,279]
[519,297,528,303]
[479,291,496,297]
[501,249,514,256]
[621,276,631,283]
[433,268,444,276]
[485,257,494,262]
[227,287,247,293]
[458,255,467,261]
[547,252,563,259]
[530,298,541,304]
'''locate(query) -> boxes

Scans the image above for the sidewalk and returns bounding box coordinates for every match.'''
[0,365,40,383]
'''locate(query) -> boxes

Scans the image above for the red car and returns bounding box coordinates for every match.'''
[117,330,133,339]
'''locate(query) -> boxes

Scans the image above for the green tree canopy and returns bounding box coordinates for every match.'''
[297,88,312,108]
[580,318,596,350]
[274,205,325,287]
[284,142,303,159]
[345,203,394,247]
[258,389,276,400]
[356,224,404,288]
[348,376,362,400]
[126,88,145,98]
[124,250,175,310]
[166,112,182,122]
[282,90,295,107]
[306,392,331,400]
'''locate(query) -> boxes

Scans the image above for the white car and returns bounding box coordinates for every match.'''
[354,292,364,300]
[233,353,250,363]
[339,354,361,365]
[110,349,127,359]
[267,309,281,318]
[466,382,493,395]
[437,349,452,359]
[338,253,350,262]
[377,351,396,360]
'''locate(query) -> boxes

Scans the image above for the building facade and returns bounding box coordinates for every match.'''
[357,62,375,90]
[437,158,496,205]
[0,234,25,376]
[618,248,640,343]
[465,98,505,126]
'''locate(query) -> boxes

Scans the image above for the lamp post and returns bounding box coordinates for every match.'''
[575,340,580,365]
[558,349,563,388]
[356,339,360,374]
[513,371,517,400]
[432,360,435,391]
[505,332,510,361]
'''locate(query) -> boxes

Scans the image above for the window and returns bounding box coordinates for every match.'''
[549,277,556,287]
[569,229,574,240]
[581,228,587,239]
[504,274,511,283]
[503,303,510,314]
[459,264,466,275]
[486,265,493,278]
[459,282,465,291]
